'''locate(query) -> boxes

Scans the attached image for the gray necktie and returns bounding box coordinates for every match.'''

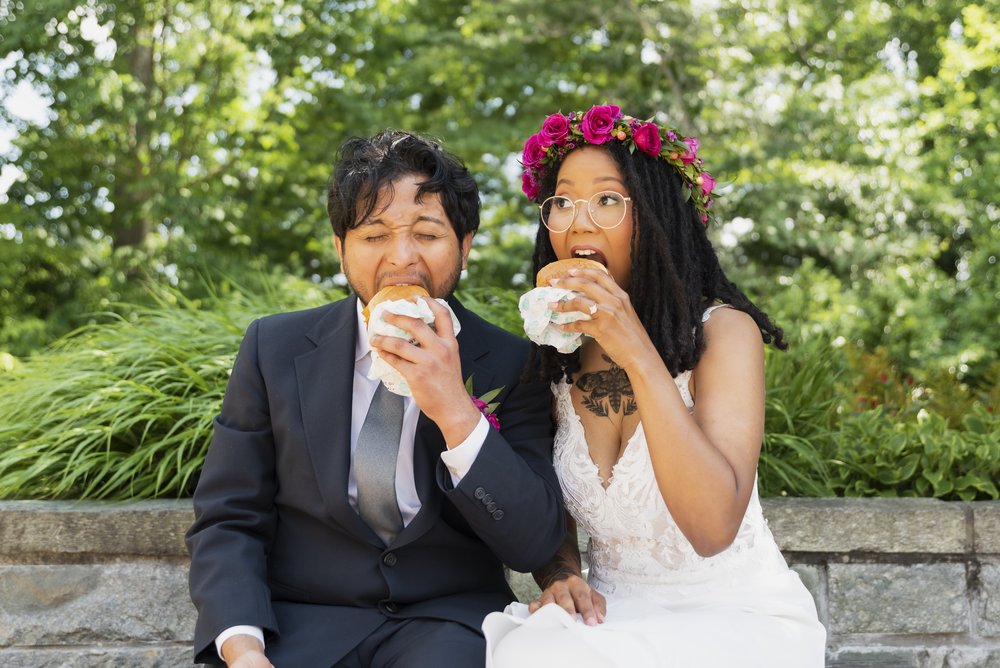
[355,383,405,545]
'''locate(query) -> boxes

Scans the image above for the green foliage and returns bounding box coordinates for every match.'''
[2,1,999,499]
[759,338,843,498]
[0,277,342,499]
[830,407,1000,501]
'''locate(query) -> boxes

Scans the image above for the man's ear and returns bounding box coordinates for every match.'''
[460,232,473,270]
[333,235,344,261]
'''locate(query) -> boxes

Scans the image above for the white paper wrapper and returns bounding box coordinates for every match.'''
[518,286,592,353]
[366,297,461,396]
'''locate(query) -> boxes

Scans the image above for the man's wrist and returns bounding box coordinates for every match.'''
[221,633,265,665]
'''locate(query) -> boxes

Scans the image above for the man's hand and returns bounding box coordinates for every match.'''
[529,574,607,626]
[371,297,480,445]
[221,634,274,668]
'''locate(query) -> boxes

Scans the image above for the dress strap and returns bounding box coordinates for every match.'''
[701,303,733,323]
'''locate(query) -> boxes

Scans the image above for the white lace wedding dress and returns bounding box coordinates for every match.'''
[483,307,827,667]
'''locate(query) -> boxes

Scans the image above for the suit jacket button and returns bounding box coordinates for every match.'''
[491,510,504,520]
[483,493,493,504]
[474,487,486,499]
[486,502,497,512]
[383,552,398,567]
[384,601,399,614]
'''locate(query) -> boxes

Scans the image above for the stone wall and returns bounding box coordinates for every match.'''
[1,498,998,667]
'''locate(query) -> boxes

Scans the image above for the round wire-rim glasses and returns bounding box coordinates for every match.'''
[539,191,632,233]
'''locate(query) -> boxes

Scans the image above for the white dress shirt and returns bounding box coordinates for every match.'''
[216,301,488,657]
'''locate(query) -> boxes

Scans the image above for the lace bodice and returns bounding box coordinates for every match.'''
[552,307,789,597]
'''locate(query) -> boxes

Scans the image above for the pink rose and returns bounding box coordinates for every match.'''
[580,104,622,145]
[521,169,539,200]
[680,137,699,164]
[522,133,547,169]
[539,114,571,146]
[632,122,662,156]
[699,172,716,195]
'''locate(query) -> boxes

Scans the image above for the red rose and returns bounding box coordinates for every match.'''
[580,104,622,145]
[632,122,662,156]
[522,133,547,169]
[699,172,716,196]
[521,169,539,200]
[680,137,700,164]
[540,114,571,146]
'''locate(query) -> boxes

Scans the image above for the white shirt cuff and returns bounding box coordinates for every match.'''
[440,414,489,486]
[216,625,265,660]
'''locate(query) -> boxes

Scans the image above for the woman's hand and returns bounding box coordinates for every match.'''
[548,268,655,370]
[529,574,607,626]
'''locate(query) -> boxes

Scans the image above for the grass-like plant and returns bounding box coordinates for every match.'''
[0,276,341,499]
[758,337,842,497]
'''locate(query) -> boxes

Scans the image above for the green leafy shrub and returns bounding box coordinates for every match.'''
[0,277,342,499]
[830,407,1000,500]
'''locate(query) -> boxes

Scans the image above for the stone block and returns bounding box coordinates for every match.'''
[827,647,1000,668]
[507,570,541,604]
[0,563,195,646]
[0,646,191,668]
[980,563,1000,637]
[790,563,825,625]
[762,497,968,554]
[828,563,967,634]
[974,502,1000,554]
[0,500,192,559]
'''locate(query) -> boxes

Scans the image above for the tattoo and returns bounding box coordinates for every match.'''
[575,354,636,418]
[532,515,582,590]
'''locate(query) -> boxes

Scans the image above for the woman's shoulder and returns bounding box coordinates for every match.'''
[701,306,765,359]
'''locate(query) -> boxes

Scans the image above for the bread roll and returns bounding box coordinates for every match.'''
[535,258,608,287]
[362,285,430,326]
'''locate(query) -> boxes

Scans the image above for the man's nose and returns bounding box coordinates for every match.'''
[386,234,419,265]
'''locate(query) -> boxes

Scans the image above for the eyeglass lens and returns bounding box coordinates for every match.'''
[540,191,628,231]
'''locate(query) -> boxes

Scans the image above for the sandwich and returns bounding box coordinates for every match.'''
[362,285,430,326]
[535,258,609,287]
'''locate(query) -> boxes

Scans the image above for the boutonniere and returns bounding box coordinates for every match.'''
[465,375,504,430]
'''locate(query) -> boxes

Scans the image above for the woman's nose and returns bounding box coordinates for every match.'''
[569,198,596,231]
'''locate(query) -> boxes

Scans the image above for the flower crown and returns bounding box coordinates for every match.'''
[520,105,716,224]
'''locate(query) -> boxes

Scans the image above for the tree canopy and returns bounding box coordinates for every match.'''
[1,0,997,381]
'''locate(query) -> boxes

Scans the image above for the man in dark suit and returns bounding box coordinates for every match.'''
[186,131,566,667]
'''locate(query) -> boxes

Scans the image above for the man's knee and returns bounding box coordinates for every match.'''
[371,619,485,668]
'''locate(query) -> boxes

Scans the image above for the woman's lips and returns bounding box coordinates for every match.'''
[570,247,608,266]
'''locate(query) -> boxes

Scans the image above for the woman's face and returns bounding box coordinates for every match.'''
[546,146,634,290]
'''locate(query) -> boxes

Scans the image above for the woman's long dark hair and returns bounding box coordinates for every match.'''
[528,142,786,384]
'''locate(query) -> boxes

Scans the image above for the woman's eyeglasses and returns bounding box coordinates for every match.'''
[539,191,631,233]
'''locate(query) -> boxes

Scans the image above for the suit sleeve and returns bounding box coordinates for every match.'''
[437,364,566,573]
[185,319,280,664]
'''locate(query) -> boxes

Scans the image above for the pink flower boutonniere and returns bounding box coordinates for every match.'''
[465,376,504,430]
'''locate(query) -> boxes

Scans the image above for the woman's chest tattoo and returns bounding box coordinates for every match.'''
[575,354,637,418]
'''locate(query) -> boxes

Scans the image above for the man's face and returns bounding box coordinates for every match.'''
[334,174,473,305]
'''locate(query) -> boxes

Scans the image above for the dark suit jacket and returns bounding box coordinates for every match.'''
[186,295,565,666]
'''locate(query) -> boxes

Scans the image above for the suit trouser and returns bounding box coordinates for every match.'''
[333,617,485,668]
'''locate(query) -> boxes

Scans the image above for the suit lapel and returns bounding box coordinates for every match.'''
[294,296,382,545]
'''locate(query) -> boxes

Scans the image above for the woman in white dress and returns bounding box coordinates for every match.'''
[484,106,826,667]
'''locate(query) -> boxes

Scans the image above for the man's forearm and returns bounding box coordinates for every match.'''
[532,513,582,589]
